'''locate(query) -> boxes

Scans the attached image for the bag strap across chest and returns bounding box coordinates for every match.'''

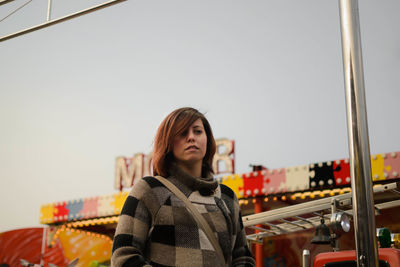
[154,175,226,267]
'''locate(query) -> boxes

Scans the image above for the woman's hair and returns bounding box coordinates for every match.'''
[153,107,216,177]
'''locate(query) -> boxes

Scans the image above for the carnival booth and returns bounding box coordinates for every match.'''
[1,141,400,266]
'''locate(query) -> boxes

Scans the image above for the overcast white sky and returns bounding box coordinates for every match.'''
[0,0,399,232]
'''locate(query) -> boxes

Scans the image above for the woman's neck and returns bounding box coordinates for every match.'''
[175,161,202,178]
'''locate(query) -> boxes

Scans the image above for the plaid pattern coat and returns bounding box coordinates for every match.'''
[111,165,255,267]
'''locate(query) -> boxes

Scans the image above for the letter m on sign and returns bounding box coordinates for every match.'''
[114,153,144,190]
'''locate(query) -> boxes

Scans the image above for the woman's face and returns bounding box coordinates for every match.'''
[172,118,207,168]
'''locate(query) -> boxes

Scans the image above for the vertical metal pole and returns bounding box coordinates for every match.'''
[47,0,52,21]
[40,227,46,266]
[338,1,379,266]
[302,249,310,267]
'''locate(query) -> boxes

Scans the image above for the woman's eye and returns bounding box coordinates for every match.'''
[195,130,203,134]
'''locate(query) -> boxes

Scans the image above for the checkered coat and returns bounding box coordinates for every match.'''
[111,165,255,267]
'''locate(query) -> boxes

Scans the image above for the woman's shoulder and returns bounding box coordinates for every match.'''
[126,176,172,216]
[128,176,169,203]
[131,176,166,192]
[217,184,241,219]
[219,183,237,200]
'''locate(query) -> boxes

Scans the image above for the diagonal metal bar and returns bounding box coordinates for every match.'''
[264,222,286,233]
[0,0,127,42]
[279,218,307,230]
[0,0,16,6]
[0,0,32,22]
[293,216,316,227]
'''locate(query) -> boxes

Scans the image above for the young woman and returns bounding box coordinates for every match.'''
[111,107,255,267]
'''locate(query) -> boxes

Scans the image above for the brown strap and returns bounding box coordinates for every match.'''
[155,176,226,267]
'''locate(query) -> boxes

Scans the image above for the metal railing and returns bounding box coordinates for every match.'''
[243,182,400,243]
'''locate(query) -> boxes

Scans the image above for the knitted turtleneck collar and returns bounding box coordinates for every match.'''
[168,162,218,196]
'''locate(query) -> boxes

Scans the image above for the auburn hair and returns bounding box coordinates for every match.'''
[152,107,216,177]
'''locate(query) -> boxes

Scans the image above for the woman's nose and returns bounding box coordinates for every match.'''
[187,130,195,141]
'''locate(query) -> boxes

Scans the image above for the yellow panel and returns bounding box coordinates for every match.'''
[40,204,54,224]
[371,154,385,181]
[221,174,243,198]
[112,191,129,214]
[58,229,112,267]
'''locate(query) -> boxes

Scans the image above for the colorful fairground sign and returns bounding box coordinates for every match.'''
[114,138,235,191]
